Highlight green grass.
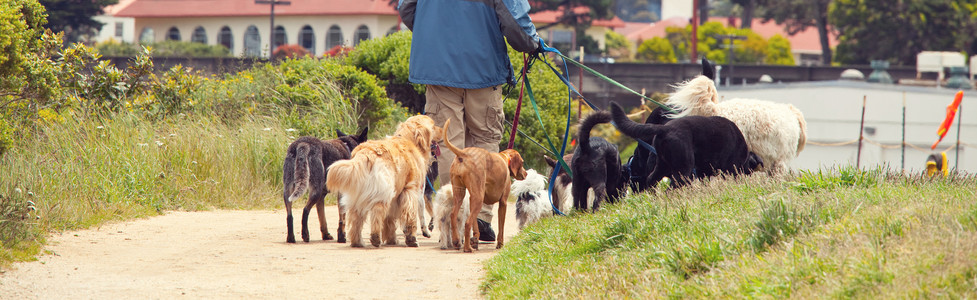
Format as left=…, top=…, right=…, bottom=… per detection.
left=483, top=168, right=977, bottom=298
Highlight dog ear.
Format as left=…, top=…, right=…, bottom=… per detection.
left=356, top=126, right=369, bottom=142
left=544, top=155, right=556, bottom=168
left=506, top=151, right=527, bottom=180
left=336, top=129, right=347, bottom=138
left=701, top=57, right=715, bottom=80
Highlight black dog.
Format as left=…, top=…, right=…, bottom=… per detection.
left=282, top=127, right=368, bottom=243
left=609, top=101, right=757, bottom=189
left=571, top=111, right=625, bottom=211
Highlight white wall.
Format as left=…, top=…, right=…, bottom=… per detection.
left=719, top=81, right=977, bottom=174
left=132, top=15, right=400, bottom=57
left=93, top=15, right=136, bottom=44
left=661, top=0, right=693, bottom=21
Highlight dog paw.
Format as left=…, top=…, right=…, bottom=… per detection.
left=370, top=234, right=381, bottom=247
left=422, top=231, right=431, bottom=238
left=463, top=247, right=473, bottom=253
left=470, top=237, right=479, bottom=250
left=351, top=242, right=364, bottom=248
left=301, top=231, right=310, bottom=243
left=406, top=236, right=418, bottom=247
left=428, top=222, right=434, bottom=231
left=496, top=242, right=504, bottom=249
left=322, top=232, right=334, bottom=241
left=286, top=236, right=296, bottom=243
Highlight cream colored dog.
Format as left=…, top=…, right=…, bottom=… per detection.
left=325, top=115, right=442, bottom=248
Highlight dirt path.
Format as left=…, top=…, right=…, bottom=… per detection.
left=0, top=204, right=518, bottom=299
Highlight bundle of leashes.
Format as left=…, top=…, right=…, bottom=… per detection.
left=504, top=40, right=677, bottom=216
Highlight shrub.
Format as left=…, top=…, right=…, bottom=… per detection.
left=605, top=30, right=633, bottom=61
left=637, top=37, right=678, bottom=63
left=345, top=30, right=424, bottom=112
left=97, top=40, right=231, bottom=57
left=273, top=44, right=311, bottom=60
left=323, top=45, right=352, bottom=58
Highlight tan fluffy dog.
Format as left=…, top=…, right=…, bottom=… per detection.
left=326, top=115, right=442, bottom=248
left=441, top=119, right=527, bottom=252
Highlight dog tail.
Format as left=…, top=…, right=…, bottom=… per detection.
left=609, top=102, right=665, bottom=142
left=325, top=155, right=366, bottom=196
left=577, top=111, right=611, bottom=155
left=440, top=119, right=466, bottom=159
left=665, top=75, right=719, bottom=119
left=789, top=104, right=808, bottom=154
left=286, top=143, right=311, bottom=202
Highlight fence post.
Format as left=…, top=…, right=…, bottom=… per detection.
left=901, top=92, right=906, bottom=173
left=857, top=95, right=867, bottom=169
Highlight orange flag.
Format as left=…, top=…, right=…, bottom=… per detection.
left=931, top=91, right=964, bottom=149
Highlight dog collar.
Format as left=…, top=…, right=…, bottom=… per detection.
left=342, top=140, right=354, bottom=153
left=499, top=151, right=511, bottom=166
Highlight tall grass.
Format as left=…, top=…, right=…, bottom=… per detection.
left=0, top=113, right=295, bottom=264
left=483, top=168, right=977, bottom=298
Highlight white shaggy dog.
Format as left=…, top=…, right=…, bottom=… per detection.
left=513, top=169, right=551, bottom=229
left=432, top=184, right=469, bottom=250
left=666, top=75, right=808, bottom=174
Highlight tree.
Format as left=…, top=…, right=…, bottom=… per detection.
left=614, top=0, right=659, bottom=23
left=38, top=0, right=118, bottom=43
left=730, top=0, right=757, bottom=28
left=532, top=0, right=615, bottom=55
left=831, top=0, right=977, bottom=65
left=605, top=30, right=633, bottom=60
left=636, top=37, right=676, bottom=63
left=756, top=0, right=832, bottom=65
left=660, top=21, right=794, bottom=65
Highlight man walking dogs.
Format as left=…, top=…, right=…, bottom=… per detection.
left=399, top=0, right=542, bottom=241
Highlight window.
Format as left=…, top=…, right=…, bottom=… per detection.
left=114, top=22, right=124, bottom=38
left=218, top=26, right=233, bottom=52
left=244, top=25, right=261, bottom=57
left=353, top=25, right=370, bottom=46
left=191, top=26, right=207, bottom=44
left=326, top=25, right=343, bottom=49
left=166, top=27, right=181, bottom=41
left=298, top=25, right=315, bottom=54
left=139, top=27, right=154, bottom=43
left=274, top=25, right=287, bottom=49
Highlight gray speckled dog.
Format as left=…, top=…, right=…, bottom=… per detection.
left=282, top=127, right=367, bottom=243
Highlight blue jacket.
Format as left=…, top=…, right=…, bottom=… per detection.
left=399, top=0, right=540, bottom=89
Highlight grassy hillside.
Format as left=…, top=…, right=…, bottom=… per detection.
left=483, top=168, right=977, bottom=298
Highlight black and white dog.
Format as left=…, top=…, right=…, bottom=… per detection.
left=282, top=127, right=368, bottom=243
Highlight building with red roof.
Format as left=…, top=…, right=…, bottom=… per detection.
left=96, top=0, right=624, bottom=58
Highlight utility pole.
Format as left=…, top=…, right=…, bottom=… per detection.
left=715, top=34, right=745, bottom=86
left=691, top=1, right=698, bottom=61
left=256, top=0, right=291, bottom=58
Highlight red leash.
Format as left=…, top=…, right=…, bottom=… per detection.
left=506, top=53, right=529, bottom=150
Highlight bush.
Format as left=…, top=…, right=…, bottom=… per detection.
left=605, top=30, right=633, bottom=61
left=637, top=37, right=678, bottom=63
left=273, top=44, right=311, bottom=60
left=345, top=30, right=424, bottom=112
left=323, top=45, right=352, bottom=58
left=96, top=40, right=231, bottom=57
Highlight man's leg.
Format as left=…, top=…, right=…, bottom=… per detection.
left=424, top=85, right=466, bottom=186
left=463, top=85, right=505, bottom=241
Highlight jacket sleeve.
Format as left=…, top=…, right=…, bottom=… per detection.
left=494, top=0, right=540, bottom=53
left=398, top=0, right=417, bottom=31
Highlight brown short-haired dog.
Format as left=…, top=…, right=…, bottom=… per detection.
left=441, top=119, right=527, bottom=252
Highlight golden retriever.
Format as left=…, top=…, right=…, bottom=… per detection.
left=325, top=115, right=442, bottom=248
